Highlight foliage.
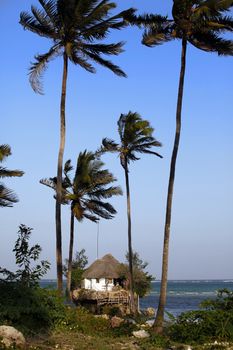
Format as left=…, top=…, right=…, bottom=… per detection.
left=0, top=224, right=50, bottom=287
left=63, top=249, right=88, bottom=289
left=168, top=289, right=233, bottom=343
left=100, top=111, right=162, bottom=170
left=118, top=251, right=153, bottom=298
left=124, top=1, right=233, bottom=56
left=0, top=283, right=66, bottom=335
left=65, top=151, right=123, bottom=222
left=20, top=0, right=135, bottom=94
left=41, top=152, right=123, bottom=223
left=0, top=144, right=24, bottom=207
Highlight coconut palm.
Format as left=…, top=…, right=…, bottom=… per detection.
left=0, top=145, right=24, bottom=207
left=41, top=151, right=122, bottom=296
left=124, top=0, right=233, bottom=332
left=20, top=0, right=134, bottom=291
left=100, top=111, right=162, bottom=313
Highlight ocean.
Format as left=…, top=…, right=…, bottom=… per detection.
left=140, top=280, right=233, bottom=316
left=40, top=279, right=233, bottom=317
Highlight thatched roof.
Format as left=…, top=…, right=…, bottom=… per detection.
left=83, top=254, right=121, bottom=279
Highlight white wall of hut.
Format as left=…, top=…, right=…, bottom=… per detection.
left=82, top=278, right=114, bottom=291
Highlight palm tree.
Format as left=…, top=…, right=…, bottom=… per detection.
left=100, top=111, right=162, bottom=313
left=20, top=0, right=134, bottom=291
left=0, top=145, right=24, bottom=207
left=41, top=151, right=122, bottom=296
left=124, top=0, right=233, bottom=332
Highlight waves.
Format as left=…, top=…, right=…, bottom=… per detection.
left=140, top=280, right=233, bottom=315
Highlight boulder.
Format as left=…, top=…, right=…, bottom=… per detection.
left=110, top=316, right=124, bottom=328
left=0, top=326, right=26, bottom=349
left=132, top=330, right=150, bottom=339
left=94, top=314, right=109, bottom=320
left=145, top=307, right=156, bottom=317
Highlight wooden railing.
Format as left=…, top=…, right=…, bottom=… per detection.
left=96, top=292, right=130, bottom=306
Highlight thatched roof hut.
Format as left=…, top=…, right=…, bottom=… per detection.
left=83, top=254, right=121, bottom=279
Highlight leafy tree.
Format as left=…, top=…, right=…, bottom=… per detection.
left=63, top=248, right=88, bottom=290
left=119, top=251, right=153, bottom=298
left=41, top=151, right=122, bottom=296
left=0, top=224, right=50, bottom=287
left=125, top=0, right=233, bottom=332
left=20, top=0, right=134, bottom=292
left=0, top=144, right=24, bottom=207
left=100, top=111, right=162, bottom=313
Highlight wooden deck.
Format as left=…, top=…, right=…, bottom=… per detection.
left=97, top=295, right=129, bottom=306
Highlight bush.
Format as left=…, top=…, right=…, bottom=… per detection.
left=0, top=282, right=66, bottom=334
left=168, top=289, right=233, bottom=343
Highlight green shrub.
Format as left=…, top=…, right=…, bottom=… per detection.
left=168, top=289, right=233, bottom=343
left=0, top=282, right=66, bottom=334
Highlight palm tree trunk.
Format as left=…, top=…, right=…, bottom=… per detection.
left=56, top=52, right=68, bottom=292
left=124, top=164, right=136, bottom=314
left=153, top=38, right=187, bottom=334
left=66, top=210, right=74, bottom=298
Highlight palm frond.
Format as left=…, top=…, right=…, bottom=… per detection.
left=83, top=50, right=126, bottom=77
left=19, top=11, right=57, bottom=39
left=89, top=185, right=123, bottom=199
left=85, top=199, right=116, bottom=218
left=200, top=0, right=233, bottom=13
left=141, top=149, right=163, bottom=158
left=0, top=145, right=11, bottom=162
left=38, top=0, right=60, bottom=27
left=102, top=138, right=119, bottom=153
left=69, top=48, right=96, bottom=72
left=80, top=1, right=116, bottom=28
left=40, top=177, right=57, bottom=191
left=123, top=12, right=168, bottom=28
left=82, top=42, right=125, bottom=56
left=31, top=5, right=54, bottom=31
left=190, top=31, right=233, bottom=54
left=0, top=184, right=19, bottom=207
left=29, top=44, right=62, bottom=93
left=83, top=212, right=99, bottom=222
left=205, top=15, right=233, bottom=31
left=0, top=168, right=24, bottom=179
left=142, top=24, right=174, bottom=47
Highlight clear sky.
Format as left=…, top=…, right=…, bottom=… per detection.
left=1, top=0, right=232, bottom=280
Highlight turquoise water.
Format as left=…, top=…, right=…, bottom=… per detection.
left=40, top=279, right=233, bottom=316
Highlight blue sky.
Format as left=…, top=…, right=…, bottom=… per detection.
left=1, top=0, right=233, bottom=280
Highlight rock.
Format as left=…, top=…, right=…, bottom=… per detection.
left=132, top=330, right=150, bottom=339
left=0, top=325, right=26, bottom=349
left=145, top=307, right=156, bottom=317
left=94, top=314, right=109, bottom=320
left=110, top=316, right=124, bottom=328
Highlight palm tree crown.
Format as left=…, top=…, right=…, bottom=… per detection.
left=0, top=145, right=24, bottom=207
left=101, top=111, right=162, bottom=170
left=125, top=0, right=233, bottom=54
left=20, top=0, right=135, bottom=93
left=41, top=151, right=122, bottom=222
left=66, top=151, right=122, bottom=222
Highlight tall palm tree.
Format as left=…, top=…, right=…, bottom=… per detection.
left=41, top=151, right=122, bottom=296
left=0, top=145, right=24, bottom=207
left=124, top=0, right=233, bottom=332
left=100, top=111, right=162, bottom=313
left=20, top=0, right=134, bottom=291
